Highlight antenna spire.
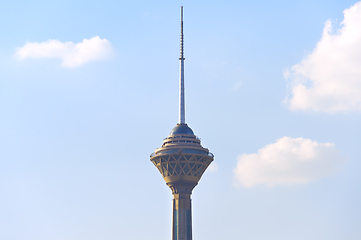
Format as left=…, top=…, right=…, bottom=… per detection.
left=179, top=6, right=185, bottom=124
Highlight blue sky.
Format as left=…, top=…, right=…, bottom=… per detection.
left=1, top=0, right=361, bottom=239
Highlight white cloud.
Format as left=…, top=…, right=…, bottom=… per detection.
left=284, top=2, right=361, bottom=113
left=234, top=137, right=345, bottom=188
left=15, top=36, right=114, bottom=68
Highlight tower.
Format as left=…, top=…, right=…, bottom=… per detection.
left=150, top=6, right=214, bottom=240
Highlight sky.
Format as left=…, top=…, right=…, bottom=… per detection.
left=1, top=0, right=361, bottom=240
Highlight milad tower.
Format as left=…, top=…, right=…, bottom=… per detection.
left=150, top=6, right=214, bottom=240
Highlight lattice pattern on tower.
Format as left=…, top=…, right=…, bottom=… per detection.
left=151, top=153, right=212, bottom=178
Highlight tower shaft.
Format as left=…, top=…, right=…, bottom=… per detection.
left=168, top=181, right=196, bottom=240
left=173, top=193, right=192, bottom=240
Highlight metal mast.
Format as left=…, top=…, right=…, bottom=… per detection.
left=179, top=6, right=185, bottom=124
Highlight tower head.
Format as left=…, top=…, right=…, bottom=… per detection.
left=150, top=6, right=213, bottom=194
left=150, top=123, right=213, bottom=193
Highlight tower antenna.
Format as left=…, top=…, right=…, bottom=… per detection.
left=179, top=6, right=185, bottom=124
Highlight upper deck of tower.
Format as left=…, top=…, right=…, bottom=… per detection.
left=150, top=123, right=213, bottom=184
left=151, top=124, right=213, bottom=158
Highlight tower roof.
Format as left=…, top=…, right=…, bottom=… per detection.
left=170, top=124, right=194, bottom=135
